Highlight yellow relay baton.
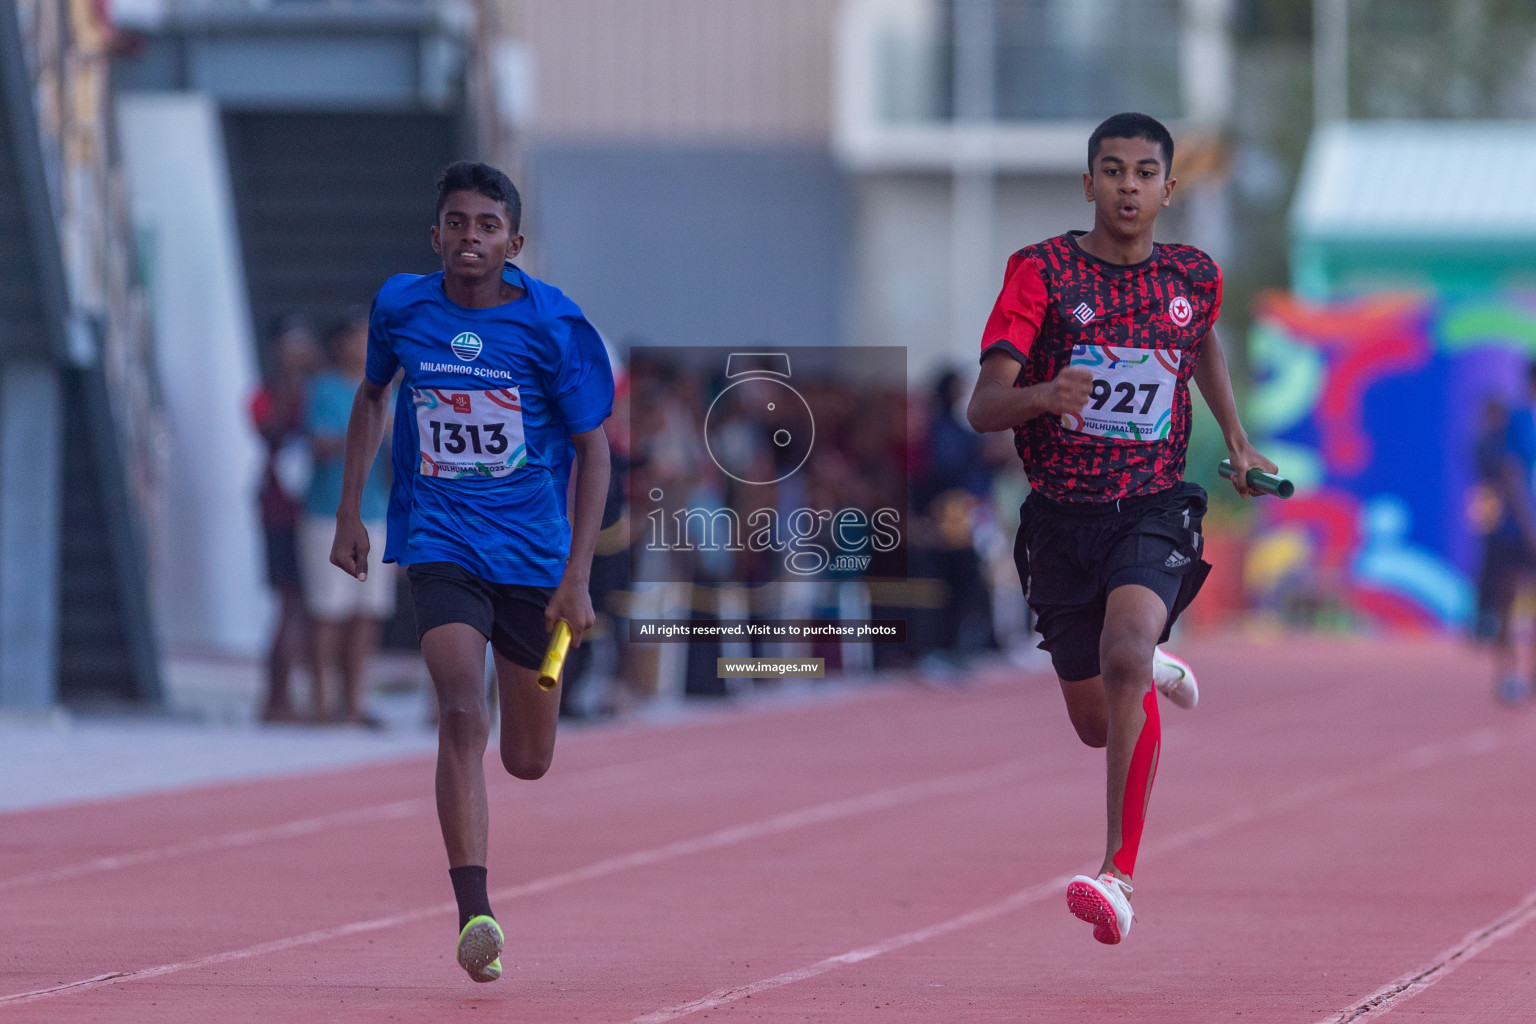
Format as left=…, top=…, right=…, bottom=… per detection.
left=537, top=620, right=573, bottom=691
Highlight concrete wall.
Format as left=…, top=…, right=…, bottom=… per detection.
left=849, top=171, right=1099, bottom=380
left=513, top=0, right=1209, bottom=386
left=118, top=93, right=268, bottom=658
left=525, top=143, right=850, bottom=353
left=526, top=153, right=1198, bottom=380
left=516, top=0, right=836, bottom=144
left=0, top=360, right=61, bottom=708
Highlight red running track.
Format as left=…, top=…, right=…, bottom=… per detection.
left=1, top=636, right=1533, bottom=1022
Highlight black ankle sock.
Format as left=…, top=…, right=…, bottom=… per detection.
left=449, top=865, right=494, bottom=931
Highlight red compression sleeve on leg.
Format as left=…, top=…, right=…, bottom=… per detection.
left=1112, top=688, right=1161, bottom=879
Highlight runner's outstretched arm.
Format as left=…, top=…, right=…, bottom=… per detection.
left=330, top=379, right=392, bottom=580
left=967, top=350, right=1092, bottom=433
left=1192, top=326, right=1276, bottom=498
left=545, top=426, right=611, bottom=646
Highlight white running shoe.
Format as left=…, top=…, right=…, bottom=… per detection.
left=1152, top=646, right=1198, bottom=710
left=1066, top=873, right=1135, bottom=944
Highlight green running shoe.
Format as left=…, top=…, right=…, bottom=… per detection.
left=456, top=915, right=504, bottom=982
left=468, top=957, right=501, bottom=983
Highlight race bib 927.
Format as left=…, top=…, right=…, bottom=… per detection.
left=1059, top=344, right=1179, bottom=441
left=413, top=387, right=528, bottom=478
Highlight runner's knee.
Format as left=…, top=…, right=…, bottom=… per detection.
left=1059, top=678, right=1109, bottom=747
left=438, top=702, right=490, bottom=750
left=501, top=749, right=550, bottom=780
left=1099, top=634, right=1154, bottom=691
left=1069, top=715, right=1108, bottom=748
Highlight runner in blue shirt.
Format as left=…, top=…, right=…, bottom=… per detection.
left=329, top=161, right=613, bottom=983
left=1489, top=367, right=1536, bottom=703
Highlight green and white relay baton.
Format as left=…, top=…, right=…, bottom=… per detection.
left=1217, top=459, right=1294, bottom=499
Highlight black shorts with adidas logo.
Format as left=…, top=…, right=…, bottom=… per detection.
left=1014, top=481, right=1210, bottom=683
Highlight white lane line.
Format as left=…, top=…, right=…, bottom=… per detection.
left=628, top=722, right=1523, bottom=1023
left=0, top=911, right=458, bottom=1007
left=1316, top=885, right=1536, bottom=1023
left=0, top=975, right=128, bottom=1004
left=0, top=752, right=691, bottom=895
left=630, top=876, right=1075, bottom=1024
left=0, top=801, right=425, bottom=895
left=0, top=758, right=1037, bottom=1008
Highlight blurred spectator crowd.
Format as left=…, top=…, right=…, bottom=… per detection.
left=250, top=311, right=394, bottom=727
left=251, top=324, right=1039, bottom=725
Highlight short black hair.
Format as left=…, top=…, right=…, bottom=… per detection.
left=435, top=161, right=522, bottom=233
left=1088, top=113, right=1175, bottom=174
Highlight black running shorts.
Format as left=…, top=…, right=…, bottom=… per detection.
left=1014, top=481, right=1211, bottom=683
left=407, top=561, right=555, bottom=670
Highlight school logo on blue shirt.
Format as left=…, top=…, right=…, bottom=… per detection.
left=450, top=332, right=483, bottom=361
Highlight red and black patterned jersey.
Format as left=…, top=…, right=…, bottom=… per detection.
left=979, top=231, right=1221, bottom=504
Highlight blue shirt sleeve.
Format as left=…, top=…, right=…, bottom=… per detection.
left=551, top=314, right=615, bottom=435
left=365, top=294, right=400, bottom=387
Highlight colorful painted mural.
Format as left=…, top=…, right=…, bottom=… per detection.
left=1246, top=291, right=1536, bottom=631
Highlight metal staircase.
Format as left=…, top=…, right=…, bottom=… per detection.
left=223, top=110, right=458, bottom=346
left=0, top=0, right=161, bottom=707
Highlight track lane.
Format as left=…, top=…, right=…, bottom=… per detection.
left=1342, top=889, right=1536, bottom=1022
left=0, top=638, right=1527, bottom=1023
left=645, top=715, right=1536, bottom=1022
left=605, top=639, right=1529, bottom=1024
left=0, top=676, right=1074, bottom=1010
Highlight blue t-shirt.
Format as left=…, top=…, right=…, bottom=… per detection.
left=365, top=264, right=614, bottom=585
left=1497, top=405, right=1536, bottom=544
left=305, top=369, right=391, bottom=521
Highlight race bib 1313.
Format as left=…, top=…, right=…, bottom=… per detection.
left=413, top=387, right=528, bottom=478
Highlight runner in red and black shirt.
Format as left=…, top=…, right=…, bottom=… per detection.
left=966, top=113, right=1275, bottom=946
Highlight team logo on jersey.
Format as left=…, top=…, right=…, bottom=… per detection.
left=450, top=332, right=483, bottom=361
left=1072, top=302, right=1096, bottom=325
left=1168, top=296, right=1193, bottom=327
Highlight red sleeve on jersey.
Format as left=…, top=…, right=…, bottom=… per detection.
left=979, top=254, right=1047, bottom=365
